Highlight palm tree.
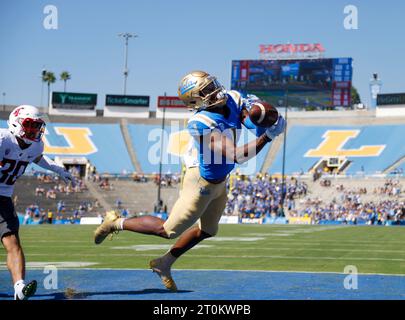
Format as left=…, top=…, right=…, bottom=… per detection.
left=42, top=71, right=56, bottom=108
left=351, top=86, right=361, bottom=106
left=60, top=71, right=71, bottom=92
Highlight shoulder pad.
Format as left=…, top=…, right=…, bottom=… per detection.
left=227, top=90, right=243, bottom=107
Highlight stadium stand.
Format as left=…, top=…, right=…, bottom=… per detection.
left=292, top=177, right=405, bottom=225
left=84, top=175, right=180, bottom=215
left=43, top=122, right=134, bottom=174
left=13, top=175, right=101, bottom=222
left=269, top=124, right=405, bottom=175
left=1, top=105, right=405, bottom=225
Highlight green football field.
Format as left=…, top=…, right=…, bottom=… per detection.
left=1, top=224, right=404, bottom=275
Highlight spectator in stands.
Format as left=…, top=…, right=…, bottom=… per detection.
left=320, top=179, right=331, bottom=187
left=56, top=200, right=65, bottom=217
left=47, top=210, right=53, bottom=224
left=99, top=178, right=112, bottom=190
left=35, top=187, right=45, bottom=196
left=121, top=208, right=129, bottom=218
left=73, top=210, right=80, bottom=221
left=116, top=199, right=122, bottom=210
left=23, top=211, right=31, bottom=225
left=78, top=203, right=87, bottom=216
left=46, top=189, right=56, bottom=199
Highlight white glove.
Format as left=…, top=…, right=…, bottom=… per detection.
left=265, top=115, right=286, bottom=140
left=242, top=94, right=261, bottom=109
left=60, top=170, right=76, bottom=187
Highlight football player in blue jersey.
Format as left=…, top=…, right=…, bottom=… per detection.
left=94, top=71, right=286, bottom=291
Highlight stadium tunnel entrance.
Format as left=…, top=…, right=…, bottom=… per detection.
left=54, top=156, right=90, bottom=178
left=310, top=156, right=351, bottom=176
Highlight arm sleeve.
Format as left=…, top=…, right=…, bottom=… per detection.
left=0, top=133, right=6, bottom=161
left=242, top=115, right=267, bottom=137
left=35, top=155, right=65, bottom=175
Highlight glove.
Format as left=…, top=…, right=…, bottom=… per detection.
left=242, top=94, right=261, bottom=109
left=60, top=170, right=76, bottom=187
left=265, top=115, right=286, bottom=140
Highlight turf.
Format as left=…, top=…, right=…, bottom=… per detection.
left=0, top=224, right=404, bottom=275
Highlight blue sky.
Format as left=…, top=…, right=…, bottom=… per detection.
left=0, top=0, right=404, bottom=109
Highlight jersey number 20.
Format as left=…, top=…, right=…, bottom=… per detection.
left=0, top=158, right=29, bottom=185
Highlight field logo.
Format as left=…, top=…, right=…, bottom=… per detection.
left=43, top=265, right=58, bottom=290
left=43, top=127, right=98, bottom=155
left=343, top=265, right=358, bottom=290
left=305, top=130, right=385, bottom=158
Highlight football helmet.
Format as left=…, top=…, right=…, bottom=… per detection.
left=177, top=71, right=227, bottom=110
left=8, top=105, right=46, bottom=144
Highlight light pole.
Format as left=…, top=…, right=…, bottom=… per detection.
left=40, top=68, right=46, bottom=108
left=155, top=92, right=167, bottom=213
left=280, top=83, right=289, bottom=217
left=2, top=92, right=5, bottom=111
left=118, top=33, right=138, bottom=95
left=369, top=73, right=382, bottom=109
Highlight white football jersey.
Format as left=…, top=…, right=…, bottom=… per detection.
left=0, top=128, right=44, bottom=197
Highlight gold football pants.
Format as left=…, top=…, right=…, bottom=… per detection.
left=163, top=167, right=228, bottom=239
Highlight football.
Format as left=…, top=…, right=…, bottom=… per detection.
left=248, top=101, right=279, bottom=127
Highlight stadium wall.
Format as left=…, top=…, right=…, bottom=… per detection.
left=103, top=106, right=150, bottom=118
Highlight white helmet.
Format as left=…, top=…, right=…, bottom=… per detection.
left=8, top=105, right=46, bottom=144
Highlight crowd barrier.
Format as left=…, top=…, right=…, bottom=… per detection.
left=18, top=213, right=405, bottom=226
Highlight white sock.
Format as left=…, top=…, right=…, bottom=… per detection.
left=14, top=280, right=25, bottom=300
left=118, top=218, right=125, bottom=230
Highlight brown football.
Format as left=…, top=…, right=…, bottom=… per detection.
left=248, top=101, right=279, bottom=127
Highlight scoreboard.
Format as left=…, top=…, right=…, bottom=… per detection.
left=231, top=58, right=352, bottom=108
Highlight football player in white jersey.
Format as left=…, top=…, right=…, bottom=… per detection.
left=0, top=105, right=75, bottom=300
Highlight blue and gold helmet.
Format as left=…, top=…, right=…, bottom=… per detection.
left=177, top=70, right=227, bottom=110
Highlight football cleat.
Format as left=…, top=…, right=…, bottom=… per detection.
left=149, top=258, right=178, bottom=292
left=15, top=280, right=37, bottom=300
left=94, top=211, right=122, bottom=244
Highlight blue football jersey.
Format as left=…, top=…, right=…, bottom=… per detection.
left=186, top=90, right=265, bottom=181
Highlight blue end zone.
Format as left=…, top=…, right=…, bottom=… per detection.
left=0, top=270, right=403, bottom=300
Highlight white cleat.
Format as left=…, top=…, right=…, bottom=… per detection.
left=14, top=280, right=37, bottom=300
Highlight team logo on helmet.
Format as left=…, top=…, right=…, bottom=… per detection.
left=180, top=78, right=198, bottom=95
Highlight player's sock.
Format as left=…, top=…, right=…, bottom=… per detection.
left=117, top=218, right=125, bottom=231
left=150, top=252, right=178, bottom=291
left=14, top=279, right=25, bottom=300
left=162, top=250, right=177, bottom=268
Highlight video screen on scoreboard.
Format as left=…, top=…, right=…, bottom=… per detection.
left=231, top=58, right=352, bottom=108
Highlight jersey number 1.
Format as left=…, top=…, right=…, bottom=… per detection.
left=0, top=159, right=29, bottom=185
